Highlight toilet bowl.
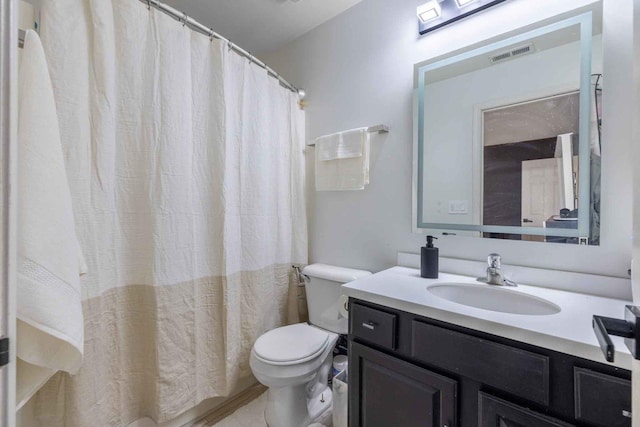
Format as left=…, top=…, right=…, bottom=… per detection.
left=249, top=264, right=371, bottom=427
left=250, top=323, right=338, bottom=427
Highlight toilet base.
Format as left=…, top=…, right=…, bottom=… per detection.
left=264, top=384, right=333, bottom=427
left=307, top=387, right=333, bottom=423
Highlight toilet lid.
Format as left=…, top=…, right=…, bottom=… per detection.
left=253, top=324, right=329, bottom=364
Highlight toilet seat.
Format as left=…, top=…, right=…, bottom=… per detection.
left=253, top=323, right=330, bottom=366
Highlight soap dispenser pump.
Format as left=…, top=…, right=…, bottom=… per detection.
left=421, top=235, right=439, bottom=279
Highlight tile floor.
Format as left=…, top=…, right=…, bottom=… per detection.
left=201, top=391, right=333, bottom=427
left=204, top=392, right=268, bottom=427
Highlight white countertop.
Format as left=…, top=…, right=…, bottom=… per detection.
left=342, top=266, right=633, bottom=370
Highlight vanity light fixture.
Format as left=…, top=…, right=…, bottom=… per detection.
left=417, top=1, right=442, bottom=24
left=418, top=0, right=508, bottom=35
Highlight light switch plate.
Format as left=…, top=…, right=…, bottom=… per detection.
left=448, top=200, right=468, bottom=214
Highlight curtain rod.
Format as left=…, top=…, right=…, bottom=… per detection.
left=139, top=0, right=302, bottom=96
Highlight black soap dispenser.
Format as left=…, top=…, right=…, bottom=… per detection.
left=421, top=235, right=439, bottom=279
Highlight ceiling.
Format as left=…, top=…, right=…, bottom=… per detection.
left=164, top=0, right=362, bottom=55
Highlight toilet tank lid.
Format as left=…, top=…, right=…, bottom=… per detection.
left=302, top=263, right=371, bottom=283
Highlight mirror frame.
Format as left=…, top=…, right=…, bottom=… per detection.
left=413, top=12, right=594, bottom=241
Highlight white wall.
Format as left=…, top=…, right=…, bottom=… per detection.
left=631, top=0, right=640, bottom=420
left=633, top=0, right=640, bottom=303
left=264, top=0, right=634, bottom=284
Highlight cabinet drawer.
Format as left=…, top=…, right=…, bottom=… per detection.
left=351, top=303, right=397, bottom=350
left=412, top=320, right=549, bottom=405
left=479, top=392, right=574, bottom=426
left=574, top=367, right=631, bottom=427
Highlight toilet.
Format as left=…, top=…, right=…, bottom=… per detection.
left=250, top=263, right=371, bottom=427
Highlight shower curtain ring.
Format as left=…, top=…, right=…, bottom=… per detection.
left=182, top=12, right=187, bottom=27
left=146, top=0, right=151, bottom=10
left=209, top=28, right=214, bottom=42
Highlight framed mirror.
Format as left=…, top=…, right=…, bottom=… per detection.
left=413, top=10, right=602, bottom=245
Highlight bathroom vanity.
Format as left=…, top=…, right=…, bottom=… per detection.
left=344, top=267, right=632, bottom=427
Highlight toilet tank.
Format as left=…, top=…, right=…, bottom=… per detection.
left=302, top=264, right=371, bottom=334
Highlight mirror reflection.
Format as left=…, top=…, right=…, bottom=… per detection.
left=415, top=11, right=602, bottom=245
left=482, top=89, right=601, bottom=245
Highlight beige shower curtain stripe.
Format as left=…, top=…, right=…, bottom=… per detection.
left=33, top=265, right=295, bottom=425
left=32, top=0, right=307, bottom=425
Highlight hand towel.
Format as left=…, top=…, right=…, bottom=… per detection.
left=16, top=30, right=86, bottom=409
left=315, top=128, right=370, bottom=191
left=316, top=128, right=365, bottom=161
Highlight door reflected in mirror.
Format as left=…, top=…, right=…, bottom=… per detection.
left=481, top=90, right=601, bottom=245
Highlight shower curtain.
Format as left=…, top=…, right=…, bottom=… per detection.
left=29, top=0, right=307, bottom=425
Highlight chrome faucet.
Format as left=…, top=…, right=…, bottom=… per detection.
left=478, top=253, right=517, bottom=287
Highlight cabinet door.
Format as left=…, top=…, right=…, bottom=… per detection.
left=574, top=368, right=631, bottom=427
left=349, top=342, right=457, bottom=427
left=479, top=393, right=574, bottom=427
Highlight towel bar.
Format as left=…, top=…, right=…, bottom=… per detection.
left=307, top=125, right=389, bottom=147
left=366, top=125, right=389, bottom=134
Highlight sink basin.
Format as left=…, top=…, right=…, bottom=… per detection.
left=427, top=283, right=561, bottom=316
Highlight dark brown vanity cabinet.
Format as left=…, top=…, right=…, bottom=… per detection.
left=350, top=341, right=457, bottom=427
left=479, top=393, right=574, bottom=427
left=348, top=298, right=632, bottom=427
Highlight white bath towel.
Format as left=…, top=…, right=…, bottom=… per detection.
left=316, top=128, right=365, bottom=161
left=16, top=30, right=86, bottom=409
left=315, top=128, right=370, bottom=191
